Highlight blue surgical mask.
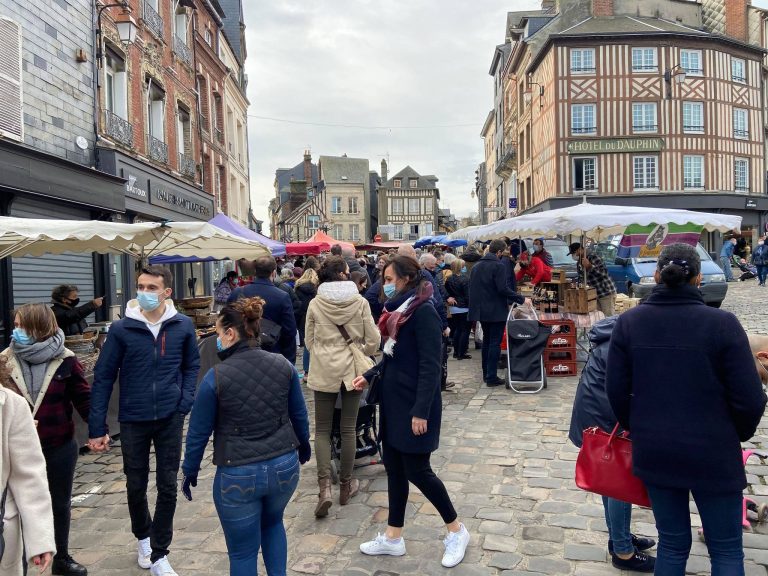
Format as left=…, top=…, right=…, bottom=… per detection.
left=461, top=266, right=467, bottom=274
left=383, top=283, right=397, bottom=298
left=136, top=290, right=162, bottom=311
left=12, top=328, right=35, bottom=345
left=216, top=337, right=225, bottom=352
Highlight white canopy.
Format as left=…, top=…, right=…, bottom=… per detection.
left=449, top=203, right=742, bottom=243
left=0, top=217, right=271, bottom=260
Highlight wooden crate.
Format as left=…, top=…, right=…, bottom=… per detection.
left=541, top=281, right=567, bottom=306
left=564, top=287, right=597, bottom=314
left=550, top=269, right=568, bottom=283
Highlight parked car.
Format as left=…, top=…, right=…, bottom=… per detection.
left=592, top=241, right=727, bottom=308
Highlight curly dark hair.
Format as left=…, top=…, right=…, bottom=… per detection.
left=218, top=296, right=264, bottom=340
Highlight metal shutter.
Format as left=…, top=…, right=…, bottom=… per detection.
left=0, top=17, right=22, bottom=142
left=11, top=198, right=96, bottom=308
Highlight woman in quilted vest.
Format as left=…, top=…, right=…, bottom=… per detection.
left=0, top=303, right=91, bottom=576
left=305, top=256, right=380, bottom=518
left=181, top=297, right=310, bottom=576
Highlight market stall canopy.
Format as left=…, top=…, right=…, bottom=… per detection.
left=415, top=235, right=467, bottom=248
left=150, top=213, right=286, bottom=263
left=355, top=241, right=404, bottom=251
left=448, top=204, right=742, bottom=243
left=0, top=217, right=271, bottom=260
left=306, top=230, right=355, bottom=252
left=285, top=242, right=323, bottom=255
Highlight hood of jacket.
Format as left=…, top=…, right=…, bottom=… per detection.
left=295, top=282, right=317, bottom=297
left=587, top=315, right=618, bottom=347
left=125, top=298, right=178, bottom=326
left=314, top=281, right=365, bottom=323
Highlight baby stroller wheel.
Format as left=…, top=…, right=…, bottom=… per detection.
left=329, top=459, right=339, bottom=485
left=759, top=503, right=768, bottom=523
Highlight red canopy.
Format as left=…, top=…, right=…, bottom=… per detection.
left=285, top=242, right=323, bottom=255
left=307, top=230, right=355, bottom=252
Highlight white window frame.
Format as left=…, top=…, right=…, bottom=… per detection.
left=572, top=156, right=597, bottom=193
left=424, top=222, right=433, bottom=236
left=408, top=198, right=420, bottom=215
left=633, top=156, right=658, bottom=190
left=391, top=198, right=404, bottom=215
left=393, top=225, right=403, bottom=240
left=682, top=101, right=704, bottom=134
left=731, top=57, right=746, bottom=84
left=105, top=48, right=128, bottom=119
left=176, top=105, right=190, bottom=156
left=307, top=215, right=319, bottom=232
left=571, top=104, right=596, bottom=135
left=332, top=224, right=344, bottom=239
left=174, top=7, right=188, bottom=45
left=331, top=196, right=342, bottom=214
left=204, top=28, right=212, bottom=46
left=632, top=102, right=657, bottom=133
left=570, top=48, right=595, bottom=74
left=393, top=179, right=401, bottom=189
left=348, top=196, right=358, bottom=214
left=147, top=84, right=165, bottom=142
left=734, top=158, right=749, bottom=192
left=631, top=47, right=657, bottom=72
left=425, top=198, right=433, bottom=215
left=680, top=49, right=703, bottom=76
left=409, top=178, right=418, bottom=189
left=733, top=108, right=749, bottom=139
left=683, top=155, right=704, bottom=190
left=349, top=224, right=360, bottom=242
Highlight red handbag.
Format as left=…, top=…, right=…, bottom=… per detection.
left=575, top=424, right=651, bottom=508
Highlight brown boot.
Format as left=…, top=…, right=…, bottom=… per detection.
left=314, top=478, right=332, bottom=518
left=339, top=478, right=360, bottom=505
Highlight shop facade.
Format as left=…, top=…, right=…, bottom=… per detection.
left=97, top=148, right=216, bottom=306
left=0, top=140, right=126, bottom=345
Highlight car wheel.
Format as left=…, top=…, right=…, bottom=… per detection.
left=707, top=301, right=722, bottom=309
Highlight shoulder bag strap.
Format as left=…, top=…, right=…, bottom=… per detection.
left=335, top=324, right=353, bottom=345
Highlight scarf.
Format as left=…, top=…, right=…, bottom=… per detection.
left=378, top=281, right=433, bottom=357
left=12, top=329, right=66, bottom=404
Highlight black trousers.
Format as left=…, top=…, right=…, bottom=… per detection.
left=120, top=413, right=185, bottom=563
left=383, top=441, right=457, bottom=528
left=43, top=438, right=78, bottom=559
left=449, top=313, right=471, bottom=358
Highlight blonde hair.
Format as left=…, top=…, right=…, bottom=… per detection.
left=450, top=258, right=465, bottom=276
left=295, top=267, right=319, bottom=287
left=15, top=303, right=59, bottom=341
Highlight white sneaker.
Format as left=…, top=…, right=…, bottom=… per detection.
left=442, top=524, right=470, bottom=568
left=150, top=556, right=179, bottom=576
left=137, top=538, right=152, bottom=569
left=360, top=533, right=407, bottom=556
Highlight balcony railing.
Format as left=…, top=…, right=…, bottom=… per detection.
left=495, top=145, right=517, bottom=177
left=734, top=129, right=749, bottom=139
left=149, top=136, right=168, bottom=164
left=142, top=1, right=163, bottom=39
left=174, top=35, right=192, bottom=67
left=179, top=152, right=195, bottom=178
left=104, top=110, right=133, bottom=148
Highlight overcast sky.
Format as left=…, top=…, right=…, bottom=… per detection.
left=243, top=0, right=768, bottom=231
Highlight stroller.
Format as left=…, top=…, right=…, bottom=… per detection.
left=505, top=303, right=551, bottom=393
left=328, top=394, right=383, bottom=484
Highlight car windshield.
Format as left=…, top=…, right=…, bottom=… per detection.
left=547, top=244, right=572, bottom=266
left=634, top=244, right=711, bottom=263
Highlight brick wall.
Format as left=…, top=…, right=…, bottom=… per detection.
left=592, top=0, right=614, bottom=17
left=0, top=0, right=95, bottom=165
left=725, top=0, right=748, bottom=42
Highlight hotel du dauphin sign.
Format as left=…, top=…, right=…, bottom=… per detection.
left=567, top=137, right=664, bottom=155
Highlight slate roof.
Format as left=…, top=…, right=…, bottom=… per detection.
left=384, top=166, right=440, bottom=199
left=218, top=0, right=245, bottom=63
left=558, top=15, right=708, bottom=36
left=317, top=156, right=371, bottom=194
left=275, top=160, right=319, bottom=205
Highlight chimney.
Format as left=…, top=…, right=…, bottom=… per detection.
left=303, top=150, right=312, bottom=183
left=381, top=159, right=388, bottom=182
left=725, top=0, right=748, bottom=42
left=592, top=0, right=613, bottom=17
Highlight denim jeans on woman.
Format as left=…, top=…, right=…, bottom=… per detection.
left=213, top=451, right=300, bottom=576
left=646, top=484, right=744, bottom=576
left=602, top=496, right=633, bottom=555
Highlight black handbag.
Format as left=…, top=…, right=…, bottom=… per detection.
left=0, top=486, right=9, bottom=560
left=364, top=368, right=383, bottom=405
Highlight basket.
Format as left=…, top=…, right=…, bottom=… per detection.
left=64, top=332, right=98, bottom=354
left=179, top=296, right=213, bottom=310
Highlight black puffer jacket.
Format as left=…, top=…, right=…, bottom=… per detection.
left=568, top=316, right=618, bottom=448
left=445, top=273, right=469, bottom=309
left=295, top=282, right=317, bottom=344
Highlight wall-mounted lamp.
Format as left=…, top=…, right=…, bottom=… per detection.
left=523, top=81, right=544, bottom=109
left=664, top=64, right=687, bottom=99
left=95, top=1, right=138, bottom=66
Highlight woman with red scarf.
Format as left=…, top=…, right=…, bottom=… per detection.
left=352, top=256, right=470, bottom=569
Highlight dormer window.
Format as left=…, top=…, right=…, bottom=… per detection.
left=394, top=179, right=402, bottom=189
left=409, top=178, right=418, bottom=188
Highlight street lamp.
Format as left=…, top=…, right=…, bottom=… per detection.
left=664, top=64, right=687, bottom=99
left=95, top=1, right=138, bottom=66
left=523, top=82, right=544, bottom=109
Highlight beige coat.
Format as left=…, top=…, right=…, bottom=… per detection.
left=0, top=387, right=55, bottom=574
left=305, top=281, right=380, bottom=393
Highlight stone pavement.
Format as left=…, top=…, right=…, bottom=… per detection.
left=69, top=280, right=768, bottom=575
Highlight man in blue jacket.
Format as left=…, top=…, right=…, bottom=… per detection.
left=720, top=237, right=737, bottom=281
left=88, top=265, right=200, bottom=576
left=469, top=240, right=530, bottom=387
left=227, top=255, right=297, bottom=364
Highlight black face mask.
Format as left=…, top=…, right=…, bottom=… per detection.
left=67, top=298, right=80, bottom=307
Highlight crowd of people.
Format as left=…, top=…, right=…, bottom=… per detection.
left=0, top=236, right=766, bottom=576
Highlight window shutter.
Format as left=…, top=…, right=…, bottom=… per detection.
left=0, top=17, right=22, bottom=142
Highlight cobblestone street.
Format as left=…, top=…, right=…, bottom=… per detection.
left=70, top=280, right=768, bottom=575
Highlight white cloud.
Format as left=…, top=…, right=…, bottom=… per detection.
left=243, top=0, right=541, bottom=230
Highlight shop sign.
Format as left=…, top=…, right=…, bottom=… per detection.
left=746, top=198, right=758, bottom=209
left=567, top=138, right=664, bottom=154
left=125, top=174, right=148, bottom=201
left=151, top=186, right=212, bottom=218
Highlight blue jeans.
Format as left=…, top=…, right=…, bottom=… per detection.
left=302, top=347, right=310, bottom=374
left=480, top=321, right=505, bottom=382
left=213, top=451, right=300, bottom=576
left=720, top=257, right=734, bottom=280
left=646, top=484, right=744, bottom=576
left=756, top=265, right=767, bottom=285
left=602, top=496, right=633, bottom=555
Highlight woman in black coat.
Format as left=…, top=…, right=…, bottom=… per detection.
left=294, top=268, right=318, bottom=380
left=606, top=243, right=767, bottom=576
left=352, top=256, right=470, bottom=569
left=445, top=259, right=471, bottom=360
